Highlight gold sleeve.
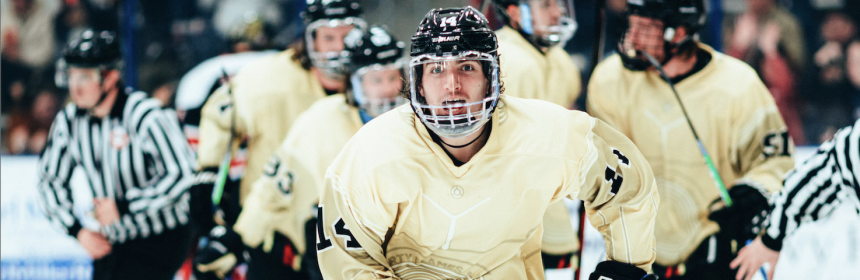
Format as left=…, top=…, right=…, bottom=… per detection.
left=730, top=88, right=795, bottom=195
left=571, top=118, right=659, bottom=272
left=197, top=86, right=241, bottom=169
left=234, top=144, right=320, bottom=255
left=317, top=172, right=399, bottom=279
left=585, top=65, right=625, bottom=133
left=540, top=201, right=578, bottom=256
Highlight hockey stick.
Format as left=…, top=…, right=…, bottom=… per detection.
left=212, top=68, right=236, bottom=210
left=576, top=1, right=607, bottom=279
left=638, top=51, right=733, bottom=207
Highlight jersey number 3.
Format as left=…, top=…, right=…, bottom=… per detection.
left=316, top=205, right=362, bottom=251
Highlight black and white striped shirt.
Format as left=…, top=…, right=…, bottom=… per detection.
left=762, top=119, right=860, bottom=250
left=38, top=92, right=197, bottom=244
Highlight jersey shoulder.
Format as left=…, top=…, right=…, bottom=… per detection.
left=327, top=104, right=430, bottom=177
left=231, top=49, right=310, bottom=98
left=495, top=96, right=594, bottom=161
left=282, top=94, right=361, bottom=149
left=704, top=48, right=773, bottom=105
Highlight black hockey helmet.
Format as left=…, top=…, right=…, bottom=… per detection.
left=302, top=0, right=363, bottom=25
left=344, top=25, right=406, bottom=74
left=627, top=0, right=707, bottom=34
left=411, top=6, right=498, bottom=58
left=63, top=29, right=121, bottom=68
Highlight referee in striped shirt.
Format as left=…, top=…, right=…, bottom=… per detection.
left=731, top=119, right=860, bottom=280
left=38, top=30, right=196, bottom=280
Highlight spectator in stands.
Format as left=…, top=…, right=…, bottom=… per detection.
left=805, top=11, right=860, bottom=143
left=724, top=0, right=807, bottom=145
left=1, top=0, right=59, bottom=71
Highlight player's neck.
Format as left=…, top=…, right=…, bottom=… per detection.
left=659, top=51, right=698, bottom=79
left=438, top=124, right=491, bottom=164
left=313, top=68, right=345, bottom=92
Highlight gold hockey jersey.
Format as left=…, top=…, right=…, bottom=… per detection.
left=587, top=44, right=795, bottom=266
left=497, top=26, right=584, bottom=256
left=496, top=26, right=581, bottom=108
left=233, top=94, right=362, bottom=257
left=198, top=49, right=326, bottom=203
left=317, top=95, right=660, bottom=279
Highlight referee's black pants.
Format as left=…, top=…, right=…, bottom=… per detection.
left=92, top=224, right=192, bottom=280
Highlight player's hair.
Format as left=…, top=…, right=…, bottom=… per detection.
left=290, top=37, right=313, bottom=71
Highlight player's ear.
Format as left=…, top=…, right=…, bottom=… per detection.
left=671, top=26, right=689, bottom=45
left=506, top=5, right=522, bottom=29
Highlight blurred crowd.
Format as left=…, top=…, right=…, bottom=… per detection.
left=2, top=0, right=859, bottom=155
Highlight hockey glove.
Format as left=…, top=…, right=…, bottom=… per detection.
left=588, top=261, right=659, bottom=280
left=708, top=184, right=770, bottom=242
left=195, top=225, right=246, bottom=280
left=190, top=168, right=219, bottom=234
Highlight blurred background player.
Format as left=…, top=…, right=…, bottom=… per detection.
left=587, top=0, right=795, bottom=279
left=191, top=0, right=366, bottom=278
left=731, top=118, right=860, bottom=280
left=38, top=29, right=197, bottom=280
left=316, top=6, right=659, bottom=280
left=723, top=0, right=806, bottom=145
left=491, top=0, right=581, bottom=272
left=233, top=25, right=406, bottom=280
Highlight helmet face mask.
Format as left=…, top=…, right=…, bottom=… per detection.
left=306, top=18, right=367, bottom=79
left=409, top=51, right=500, bottom=138
left=350, top=65, right=407, bottom=118
left=616, top=0, right=707, bottom=71
left=518, top=0, right=578, bottom=48
left=303, top=0, right=367, bottom=79
left=618, top=14, right=669, bottom=71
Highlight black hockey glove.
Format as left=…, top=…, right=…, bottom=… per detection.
left=589, top=261, right=659, bottom=280
left=194, top=225, right=246, bottom=280
left=707, top=184, right=770, bottom=242
left=190, top=167, right=219, bottom=235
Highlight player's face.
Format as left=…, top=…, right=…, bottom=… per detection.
left=529, top=0, right=563, bottom=37
left=314, top=25, right=355, bottom=53
left=361, top=69, right=402, bottom=100
left=419, top=60, right=488, bottom=116
left=68, top=67, right=103, bottom=108
left=623, top=15, right=666, bottom=63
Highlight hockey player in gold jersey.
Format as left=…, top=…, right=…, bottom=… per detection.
left=490, top=0, right=582, bottom=271
left=316, top=7, right=660, bottom=280
left=232, top=25, right=406, bottom=279
left=587, top=0, right=795, bottom=279
left=192, top=0, right=367, bottom=279
left=492, top=0, right=580, bottom=108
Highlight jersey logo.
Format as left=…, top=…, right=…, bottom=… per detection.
left=110, top=126, right=129, bottom=150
